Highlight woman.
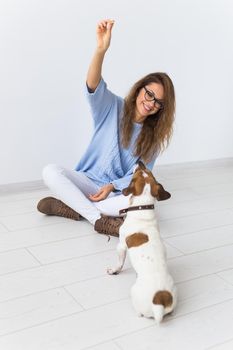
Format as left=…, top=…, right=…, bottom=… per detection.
left=37, top=19, right=175, bottom=237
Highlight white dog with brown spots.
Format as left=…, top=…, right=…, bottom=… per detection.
left=107, top=161, right=177, bottom=324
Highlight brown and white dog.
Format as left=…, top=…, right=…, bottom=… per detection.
left=107, top=161, right=177, bottom=324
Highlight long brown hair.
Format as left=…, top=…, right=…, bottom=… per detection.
left=121, top=72, right=175, bottom=163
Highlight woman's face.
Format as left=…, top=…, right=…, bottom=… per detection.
left=135, top=82, right=164, bottom=123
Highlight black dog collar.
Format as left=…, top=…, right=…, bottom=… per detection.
left=119, top=204, right=154, bottom=215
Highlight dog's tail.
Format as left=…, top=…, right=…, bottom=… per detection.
left=152, top=290, right=173, bottom=324
left=152, top=304, right=164, bottom=324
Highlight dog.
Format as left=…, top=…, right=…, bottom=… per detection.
left=107, top=161, right=177, bottom=324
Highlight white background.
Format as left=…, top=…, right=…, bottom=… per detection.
left=0, top=0, right=232, bottom=185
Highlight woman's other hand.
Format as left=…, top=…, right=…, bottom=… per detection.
left=96, top=19, right=115, bottom=53
left=89, top=183, right=115, bottom=202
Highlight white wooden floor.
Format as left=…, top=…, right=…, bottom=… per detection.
left=1, top=159, right=233, bottom=350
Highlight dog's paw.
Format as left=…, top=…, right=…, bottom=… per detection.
left=107, top=268, right=119, bottom=275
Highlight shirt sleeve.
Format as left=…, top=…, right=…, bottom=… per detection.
left=85, top=78, right=117, bottom=128
left=111, top=157, right=157, bottom=192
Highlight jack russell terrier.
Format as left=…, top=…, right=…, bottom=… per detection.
left=107, top=161, right=177, bottom=324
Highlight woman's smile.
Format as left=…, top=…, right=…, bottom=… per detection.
left=135, top=82, right=164, bottom=122
left=142, top=101, right=154, bottom=113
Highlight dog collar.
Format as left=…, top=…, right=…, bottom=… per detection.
left=119, top=204, right=154, bottom=215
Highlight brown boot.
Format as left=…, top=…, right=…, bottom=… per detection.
left=94, top=214, right=124, bottom=237
left=37, top=197, right=81, bottom=221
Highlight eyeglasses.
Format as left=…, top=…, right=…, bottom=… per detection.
left=143, top=86, right=164, bottom=110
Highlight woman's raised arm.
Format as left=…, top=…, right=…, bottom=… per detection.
left=86, top=19, right=114, bottom=92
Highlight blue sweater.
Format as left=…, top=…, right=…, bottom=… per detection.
left=75, top=78, right=156, bottom=192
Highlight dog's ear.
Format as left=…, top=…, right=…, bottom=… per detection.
left=122, top=186, right=132, bottom=196
left=156, top=183, right=171, bottom=201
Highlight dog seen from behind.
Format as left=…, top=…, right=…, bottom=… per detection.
left=107, top=161, right=177, bottom=324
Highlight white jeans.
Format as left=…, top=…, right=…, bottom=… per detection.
left=42, top=164, right=129, bottom=225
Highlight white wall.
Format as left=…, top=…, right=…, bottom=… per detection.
left=0, top=0, right=233, bottom=185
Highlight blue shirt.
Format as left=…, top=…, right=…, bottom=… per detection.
left=75, top=78, right=156, bottom=192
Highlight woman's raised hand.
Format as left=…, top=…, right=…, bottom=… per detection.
left=86, top=19, right=114, bottom=91
left=96, top=19, right=115, bottom=53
